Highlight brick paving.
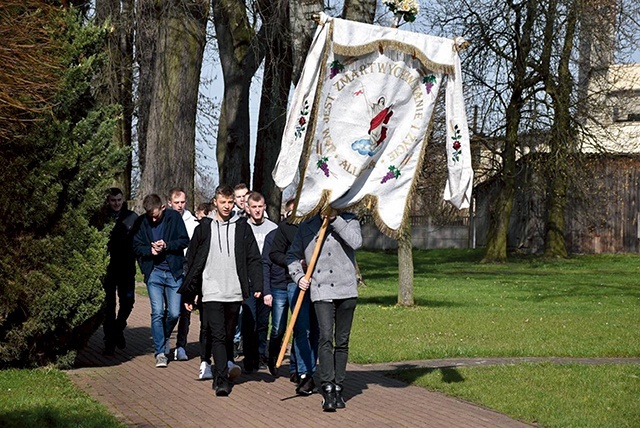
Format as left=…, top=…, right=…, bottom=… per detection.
left=68, top=293, right=537, bottom=428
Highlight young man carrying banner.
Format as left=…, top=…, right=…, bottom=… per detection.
left=287, top=209, right=362, bottom=411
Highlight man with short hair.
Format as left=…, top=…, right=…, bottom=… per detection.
left=94, top=188, right=138, bottom=356
left=179, top=184, right=263, bottom=396
left=242, top=192, right=277, bottom=372
left=133, top=194, right=189, bottom=368
left=167, top=187, right=198, bottom=361
left=243, top=191, right=253, bottom=217
left=233, top=183, right=249, bottom=217
left=167, top=188, right=198, bottom=239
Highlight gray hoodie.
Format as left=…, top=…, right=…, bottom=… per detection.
left=201, top=212, right=243, bottom=302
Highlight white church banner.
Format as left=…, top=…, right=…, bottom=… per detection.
left=272, top=13, right=473, bottom=236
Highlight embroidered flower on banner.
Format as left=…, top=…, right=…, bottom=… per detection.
left=329, top=60, right=344, bottom=79
left=317, top=156, right=330, bottom=177
left=451, top=124, right=463, bottom=162
left=423, top=74, right=436, bottom=94
left=381, top=165, right=401, bottom=183
left=383, top=0, right=419, bottom=23
left=295, top=100, right=310, bottom=139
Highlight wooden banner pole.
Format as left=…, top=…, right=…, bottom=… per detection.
left=275, top=216, right=330, bottom=369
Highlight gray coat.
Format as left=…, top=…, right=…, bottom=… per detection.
left=287, top=213, right=362, bottom=302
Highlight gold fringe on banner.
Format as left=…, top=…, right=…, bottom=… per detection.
left=333, top=40, right=455, bottom=76
left=290, top=20, right=335, bottom=224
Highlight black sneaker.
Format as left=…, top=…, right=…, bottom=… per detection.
left=296, top=373, right=315, bottom=396
left=234, top=340, right=243, bottom=357
left=259, top=355, right=268, bottom=370
left=335, top=384, right=346, bottom=409
left=321, top=383, right=337, bottom=412
left=289, top=373, right=299, bottom=383
left=102, top=343, right=115, bottom=356
left=215, top=378, right=232, bottom=396
left=115, top=331, right=126, bottom=349
left=268, top=356, right=277, bottom=377
left=243, top=358, right=257, bottom=374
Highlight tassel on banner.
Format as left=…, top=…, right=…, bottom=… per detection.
left=453, top=36, right=470, bottom=52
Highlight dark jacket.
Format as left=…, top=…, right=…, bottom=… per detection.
left=108, top=208, right=138, bottom=278
left=179, top=216, right=263, bottom=303
left=262, top=228, right=287, bottom=295
left=92, top=205, right=138, bottom=279
left=268, top=220, right=298, bottom=284
left=132, top=208, right=189, bottom=282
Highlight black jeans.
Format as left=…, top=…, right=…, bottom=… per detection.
left=102, top=273, right=135, bottom=345
left=241, top=293, right=270, bottom=368
left=200, top=301, right=241, bottom=379
left=176, top=296, right=191, bottom=349
left=314, top=298, right=357, bottom=387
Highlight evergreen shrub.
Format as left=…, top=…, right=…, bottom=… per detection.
left=0, top=9, right=126, bottom=368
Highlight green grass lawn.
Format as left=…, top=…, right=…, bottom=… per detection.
left=352, top=249, right=640, bottom=363
left=0, top=368, right=125, bottom=428
left=355, top=249, right=640, bottom=427
left=390, top=363, right=640, bottom=428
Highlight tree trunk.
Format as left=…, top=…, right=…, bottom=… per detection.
left=213, top=0, right=265, bottom=187
left=483, top=167, right=515, bottom=262
left=482, top=0, right=536, bottom=263
left=140, top=1, right=208, bottom=203
left=482, top=102, right=518, bottom=263
left=95, top=0, right=134, bottom=198
left=254, top=0, right=292, bottom=220
left=342, top=0, right=376, bottom=23
left=135, top=0, right=160, bottom=180
left=289, top=0, right=323, bottom=85
left=543, top=0, right=578, bottom=258
left=217, top=73, right=253, bottom=187
left=397, top=221, right=414, bottom=306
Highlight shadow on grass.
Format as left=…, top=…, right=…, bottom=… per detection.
left=359, top=248, right=485, bottom=279
left=386, top=366, right=465, bottom=385
left=338, top=366, right=465, bottom=403
left=528, top=282, right=640, bottom=302
left=0, top=409, right=122, bottom=428
left=358, top=294, right=464, bottom=308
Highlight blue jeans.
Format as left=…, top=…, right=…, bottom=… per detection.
left=234, top=306, right=242, bottom=345
left=287, top=282, right=318, bottom=376
left=146, top=268, right=182, bottom=356
left=268, top=288, right=296, bottom=373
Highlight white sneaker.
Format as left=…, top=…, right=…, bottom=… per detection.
left=155, top=354, right=168, bottom=368
left=174, top=347, right=188, bottom=361
left=227, top=360, right=241, bottom=382
left=198, top=361, right=213, bottom=380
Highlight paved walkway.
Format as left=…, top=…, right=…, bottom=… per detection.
left=68, top=293, right=568, bottom=428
